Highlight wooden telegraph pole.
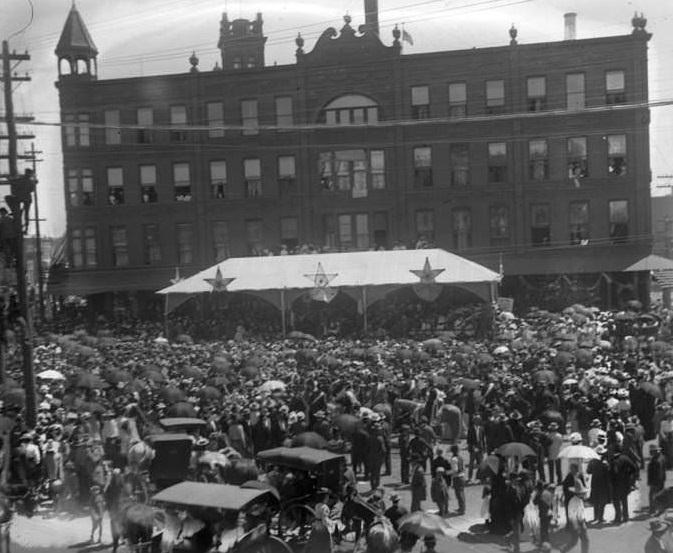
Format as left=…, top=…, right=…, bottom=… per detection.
left=1, top=40, right=37, bottom=427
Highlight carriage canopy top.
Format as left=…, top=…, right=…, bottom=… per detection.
left=256, top=446, right=346, bottom=471
left=152, top=482, right=277, bottom=511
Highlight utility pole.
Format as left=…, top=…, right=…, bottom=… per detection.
left=1, top=40, right=36, bottom=428
left=24, top=143, right=45, bottom=323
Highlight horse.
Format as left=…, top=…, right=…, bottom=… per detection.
left=341, top=496, right=380, bottom=543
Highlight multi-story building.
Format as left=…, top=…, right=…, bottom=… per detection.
left=53, top=3, right=653, bottom=313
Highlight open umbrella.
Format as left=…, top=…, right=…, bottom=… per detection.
left=398, top=511, right=452, bottom=538
left=291, top=432, right=327, bottom=449
left=182, top=366, right=202, bottom=379
left=161, top=387, right=186, bottom=404
left=287, top=330, right=317, bottom=342
left=333, top=414, right=362, bottom=436
left=422, top=339, right=443, bottom=352
left=199, top=386, right=222, bottom=400
left=36, top=369, right=65, bottom=381
left=558, top=445, right=599, bottom=460
left=477, top=353, right=494, bottom=365
left=241, top=366, right=258, bottom=378
left=457, top=378, right=481, bottom=390
left=258, top=380, right=286, bottom=393
left=432, top=375, right=448, bottom=387
left=208, top=376, right=229, bottom=387
left=143, top=370, right=166, bottom=383
left=541, top=410, right=564, bottom=427
left=479, top=454, right=501, bottom=475
left=534, top=369, right=557, bottom=385
left=176, top=334, right=193, bottom=344
left=493, top=345, right=510, bottom=356
left=639, top=381, right=663, bottom=399
left=496, top=442, right=535, bottom=458
left=104, top=369, right=131, bottom=385
left=76, top=373, right=105, bottom=390
left=166, top=401, right=196, bottom=418
left=575, top=349, right=593, bottom=367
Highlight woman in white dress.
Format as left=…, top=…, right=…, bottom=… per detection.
left=562, top=475, right=590, bottom=553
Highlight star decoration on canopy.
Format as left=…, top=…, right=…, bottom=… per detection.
left=169, top=267, right=183, bottom=285
left=304, top=262, right=338, bottom=288
left=410, top=257, right=445, bottom=284
left=204, top=267, right=235, bottom=293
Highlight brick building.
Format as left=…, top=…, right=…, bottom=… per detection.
left=53, top=3, right=653, bottom=313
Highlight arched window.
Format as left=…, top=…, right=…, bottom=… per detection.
left=319, top=95, right=379, bottom=125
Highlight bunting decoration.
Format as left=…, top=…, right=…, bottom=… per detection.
left=410, top=257, right=445, bottom=284
left=410, top=257, right=444, bottom=302
left=204, top=267, right=235, bottom=293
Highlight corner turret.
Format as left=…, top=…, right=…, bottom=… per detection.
left=217, top=11, right=267, bottom=70
left=55, top=2, right=98, bottom=79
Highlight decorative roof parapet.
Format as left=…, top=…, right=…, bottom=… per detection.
left=297, top=14, right=400, bottom=65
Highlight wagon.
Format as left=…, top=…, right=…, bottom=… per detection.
left=152, top=481, right=288, bottom=552
left=146, top=433, right=193, bottom=490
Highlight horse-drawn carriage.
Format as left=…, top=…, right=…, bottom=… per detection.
left=256, top=446, right=347, bottom=545
left=151, top=481, right=290, bottom=552
left=158, top=418, right=208, bottom=435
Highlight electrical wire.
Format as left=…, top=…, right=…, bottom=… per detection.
left=7, top=0, right=34, bottom=41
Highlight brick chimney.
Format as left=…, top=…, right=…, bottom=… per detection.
left=364, top=0, right=379, bottom=35
left=564, top=13, right=577, bottom=40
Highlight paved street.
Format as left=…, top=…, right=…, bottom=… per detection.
left=8, top=440, right=659, bottom=553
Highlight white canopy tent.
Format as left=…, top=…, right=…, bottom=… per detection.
left=156, top=249, right=501, bottom=334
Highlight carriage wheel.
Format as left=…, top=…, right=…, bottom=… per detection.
left=279, top=504, right=316, bottom=544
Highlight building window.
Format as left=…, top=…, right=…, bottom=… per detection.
left=176, top=223, right=194, bottom=265
left=569, top=201, right=589, bottom=245
left=448, top=82, right=466, bottom=118
left=486, top=80, right=505, bottom=114
left=411, top=86, right=430, bottom=119
left=488, top=142, right=507, bottom=183
left=176, top=223, right=194, bottom=264
left=241, top=99, right=259, bottom=135
left=370, top=150, right=385, bottom=189
left=140, top=165, right=157, bottom=203
left=143, top=224, right=161, bottom=264
left=450, top=144, right=469, bottom=186
left=609, top=200, right=629, bottom=243
left=275, top=97, right=293, bottom=128
left=212, top=221, right=230, bottom=261
left=137, top=107, right=153, bottom=143
left=373, top=211, right=388, bottom=249
left=245, top=219, right=263, bottom=254
left=206, top=102, right=224, bottom=138
left=452, top=208, right=472, bottom=251
left=280, top=217, right=299, bottom=251
left=233, top=57, right=242, bottom=69
left=173, top=163, right=192, bottom=201
left=606, top=70, right=625, bottom=104
left=246, top=56, right=256, bottom=68
left=416, top=210, right=435, bottom=242
left=278, top=156, right=296, bottom=194
left=244, top=158, right=262, bottom=197
left=527, top=76, right=546, bottom=112
left=64, top=113, right=90, bottom=147
left=531, top=203, right=551, bottom=246
left=319, top=150, right=383, bottom=195
left=104, top=110, right=121, bottom=145
left=106, top=167, right=124, bottom=205
left=170, top=105, right=187, bottom=142
left=528, top=139, right=549, bottom=181
left=567, top=137, right=588, bottom=180
left=71, top=227, right=97, bottom=268
left=324, top=215, right=336, bottom=249
left=490, top=205, right=510, bottom=243
left=110, top=226, right=129, bottom=267
left=607, top=134, right=627, bottom=176
left=67, top=168, right=94, bottom=206
left=566, top=73, right=585, bottom=110
left=209, top=160, right=227, bottom=199
left=413, top=147, right=433, bottom=187
left=321, top=95, right=379, bottom=126
left=336, top=214, right=369, bottom=250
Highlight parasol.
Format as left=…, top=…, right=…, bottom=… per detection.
left=291, top=432, right=327, bottom=449
left=575, top=349, right=593, bottom=367
left=422, top=338, right=443, bottom=352
left=143, top=370, right=166, bottom=383
left=76, top=373, right=105, bottom=390
left=36, top=369, right=65, bottom=381
left=241, top=366, right=258, bottom=378
left=182, top=366, right=202, bottom=379
left=493, top=345, right=510, bottom=355
left=258, top=380, right=286, bottom=393
left=496, top=442, right=535, bottom=458
left=479, top=454, right=502, bottom=475
left=457, top=378, right=481, bottom=390
left=558, top=445, right=599, bottom=460
left=166, top=401, right=197, bottom=418
left=287, top=331, right=317, bottom=342
left=534, top=369, right=557, bottom=385
left=398, top=511, right=452, bottom=537
left=176, top=334, right=193, bottom=344
left=563, top=378, right=578, bottom=386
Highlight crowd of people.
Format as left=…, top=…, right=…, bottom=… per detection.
left=1, top=300, right=672, bottom=552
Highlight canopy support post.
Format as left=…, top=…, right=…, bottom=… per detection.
left=280, top=289, right=287, bottom=337
left=163, top=294, right=169, bottom=339
left=362, top=286, right=368, bottom=334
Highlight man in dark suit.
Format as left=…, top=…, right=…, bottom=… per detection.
left=648, top=444, right=667, bottom=514
left=384, top=493, right=408, bottom=531
left=610, top=444, right=639, bottom=524
left=467, top=414, right=486, bottom=482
